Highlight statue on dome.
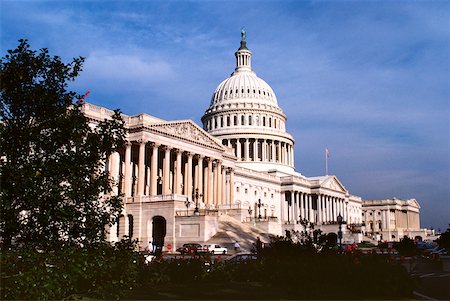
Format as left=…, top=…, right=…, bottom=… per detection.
left=241, top=27, right=246, bottom=42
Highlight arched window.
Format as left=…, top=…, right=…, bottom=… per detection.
left=248, top=115, right=252, bottom=125
left=234, top=115, right=237, bottom=126
left=227, top=116, right=230, bottom=126
left=241, top=115, right=245, bottom=125
left=220, top=116, right=224, bottom=127
left=269, top=118, right=272, bottom=127
left=262, top=116, right=266, bottom=126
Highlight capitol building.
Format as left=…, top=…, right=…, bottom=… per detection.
left=82, top=34, right=427, bottom=250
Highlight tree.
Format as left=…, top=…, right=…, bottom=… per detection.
left=0, top=39, right=125, bottom=249
left=397, top=235, right=417, bottom=256
left=436, top=225, right=450, bottom=251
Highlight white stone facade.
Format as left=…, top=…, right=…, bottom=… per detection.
left=362, top=198, right=427, bottom=242
left=83, top=35, right=426, bottom=249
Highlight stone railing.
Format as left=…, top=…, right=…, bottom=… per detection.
left=175, top=209, right=219, bottom=217
left=126, top=194, right=189, bottom=203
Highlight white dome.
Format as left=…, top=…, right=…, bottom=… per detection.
left=202, top=33, right=296, bottom=174
left=211, top=71, right=278, bottom=106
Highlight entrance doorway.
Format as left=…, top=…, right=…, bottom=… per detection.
left=152, top=216, right=166, bottom=251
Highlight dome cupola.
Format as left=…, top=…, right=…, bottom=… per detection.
left=201, top=31, right=296, bottom=174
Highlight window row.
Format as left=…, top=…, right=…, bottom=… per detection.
left=205, top=113, right=285, bottom=131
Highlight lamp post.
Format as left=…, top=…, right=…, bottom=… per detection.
left=192, top=188, right=202, bottom=215
left=337, top=213, right=343, bottom=253
left=248, top=206, right=253, bottom=222
left=184, top=199, right=190, bottom=217
left=257, top=199, right=262, bottom=220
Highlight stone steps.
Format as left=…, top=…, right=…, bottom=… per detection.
left=206, top=214, right=272, bottom=252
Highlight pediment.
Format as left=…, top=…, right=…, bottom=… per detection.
left=322, top=176, right=347, bottom=193
left=146, top=120, right=225, bottom=151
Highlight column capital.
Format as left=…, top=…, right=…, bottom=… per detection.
left=172, top=148, right=183, bottom=154
left=161, top=145, right=171, bottom=152
left=149, top=142, right=160, bottom=148
left=194, top=154, right=204, bottom=160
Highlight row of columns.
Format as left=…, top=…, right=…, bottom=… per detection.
left=205, top=112, right=284, bottom=131
left=109, top=140, right=234, bottom=206
left=284, top=192, right=348, bottom=224
left=223, top=138, right=294, bottom=166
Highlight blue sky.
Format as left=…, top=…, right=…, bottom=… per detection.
left=2, top=0, right=449, bottom=231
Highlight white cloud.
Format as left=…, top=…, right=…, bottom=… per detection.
left=80, top=51, right=175, bottom=88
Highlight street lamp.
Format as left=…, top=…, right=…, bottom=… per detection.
left=257, top=199, right=262, bottom=220
left=248, top=206, right=253, bottom=222
left=184, top=199, right=190, bottom=216
left=337, top=213, right=343, bottom=253
left=192, top=188, right=202, bottom=215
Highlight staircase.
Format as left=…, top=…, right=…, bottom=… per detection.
left=205, top=214, right=272, bottom=252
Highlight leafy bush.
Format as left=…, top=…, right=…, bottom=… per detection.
left=1, top=240, right=142, bottom=300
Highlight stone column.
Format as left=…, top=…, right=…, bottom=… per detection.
left=317, top=194, right=322, bottom=224
left=345, top=201, right=348, bottom=221
left=213, top=160, right=219, bottom=205
left=236, top=139, right=241, bottom=160
left=326, top=196, right=330, bottom=222
left=137, top=141, right=146, bottom=196
left=124, top=142, right=132, bottom=197
left=250, top=139, right=255, bottom=161
left=308, top=194, right=313, bottom=221
left=277, top=142, right=281, bottom=162
left=271, top=141, right=275, bottom=162
left=162, top=146, right=171, bottom=195
left=193, top=155, right=199, bottom=191
left=150, top=143, right=158, bottom=196
left=221, top=166, right=226, bottom=205
left=197, top=156, right=204, bottom=198
left=207, top=158, right=213, bottom=205
left=229, top=168, right=235, bottom=205
left=110, top=151, right=120, bottom=195
left=334, top=197, right=338, bottom=221
left=262, top=139, right=267, bottom=162
left=244, top=139, right=249, bottom=161
left=174, top=149, right=182, bottom=194
left=287, top=145, right=290, bottom=166
left=186, top=152, right=193, bottom=198
left=294, top=192, right=299, bottom=222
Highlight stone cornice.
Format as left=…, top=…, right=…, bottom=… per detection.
left=128, top=120, right=225, bottom=152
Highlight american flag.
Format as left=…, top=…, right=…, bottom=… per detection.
left=77, top=90, right=90, bottom=104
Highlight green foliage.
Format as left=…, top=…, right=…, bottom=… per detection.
left=436, top=226, right=450, bottom=250
left=1, top=240, right=142, bottom=300
left=397, top=235, right=418, bottom=256
left=131, top=234, right=414, bottom=300
left=0, top=39, right=125, bottom=249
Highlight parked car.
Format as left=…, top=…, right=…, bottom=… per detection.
left=431, top=248, right=448, bottom=257
left=203, top=244, right=228, bottom=254
left=226, top=252, right=257, bottom=262
left=176, top=243, right=203, bottom=254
